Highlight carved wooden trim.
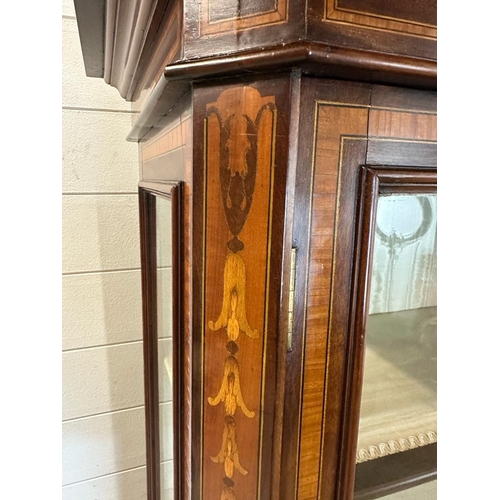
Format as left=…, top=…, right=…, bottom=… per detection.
left=130, top=1, right=182, bottom=101
left=356, top=431, right=438, bottom=464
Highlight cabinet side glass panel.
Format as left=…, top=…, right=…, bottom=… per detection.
left=156, top=197, right=174, bottom=500
left=355, top=193, right=437, bottom=499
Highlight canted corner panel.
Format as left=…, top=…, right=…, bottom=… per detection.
left=199, top=0, right=288, bottom=36
left=324, top=0, right=436, bottom=39
left=201, top=85, right=277, bottom=500
left=297, top=100, right=369, bottom=500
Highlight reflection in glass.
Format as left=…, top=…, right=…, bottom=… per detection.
left=355, top=194, right=437, bottom=498
left=156, top=197, right=174, bottom=500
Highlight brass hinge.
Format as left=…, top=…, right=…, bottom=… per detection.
left=287, top=247, right=297, bottom=352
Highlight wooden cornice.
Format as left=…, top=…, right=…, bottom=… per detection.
left=74, top=0, right=181, bottom=100
left=73, top=0, right=106, bottom=78
left=74, top=0, right=436, bottom=110
left=127, top=41, right=437, bottom=142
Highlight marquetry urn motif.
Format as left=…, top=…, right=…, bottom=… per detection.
left=204, top=86, right=277, bottom=500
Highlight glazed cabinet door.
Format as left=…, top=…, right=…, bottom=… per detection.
left=139, top=182, right=188, bottom=500
left=349, top=168, right=437, bottom=500
left=282, top=79, right=437, bottom=500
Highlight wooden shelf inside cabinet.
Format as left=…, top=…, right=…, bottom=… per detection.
left=356, top=307, right=437, bottom=465
left=353, top=307, right=437, bottom=499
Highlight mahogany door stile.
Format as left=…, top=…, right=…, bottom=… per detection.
left=291, top=79, right=370, bottom=500
left=333, top=87, right=436, bottom=500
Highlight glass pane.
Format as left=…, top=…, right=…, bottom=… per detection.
left=355, top=193, right=437, bottom=498
left=156, top=197, right=174, bottom=500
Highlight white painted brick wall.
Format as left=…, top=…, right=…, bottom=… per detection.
left=62, top=195, right=141, bottom=274
left=62, top=467, right=148, bottom=500
left=62, top=109, right=139, bottom=193
left=62, top=408, right=146, bottom=485
left=62, top=18, right=129, bottom=111
left=62, top=3, right=174, bottom=498
left=62, top=271, right=143, bottom=350
left=62, top=343, right=145, bottom=420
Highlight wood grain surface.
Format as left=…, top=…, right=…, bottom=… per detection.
left=191, top=76, right=292, bottom=500
left=203, top=85, right=276, bottom=500
left=298, top=105, right=369, bottom=500
left=138, top=76, right=437, bottom=500
left=280, top=80, right=438, bottom=500
left=140, top=95, right=193, bottom=183
left=308, top=0, right=436, bottom=60
left=200, top=0, right=288, bottom=34
left=277, top=79, right=370, bottom=500
left=184, top=0, right=305, bottom=59
left=326, top=0, right=436, bottom=36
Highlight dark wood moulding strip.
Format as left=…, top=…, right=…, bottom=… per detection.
left=171, top=182, right=186, bottom=500
left=139, top=188, right=161, bottom=500
left=353, top=444, right=437, bottom=500
left=127, top=41, right=436, bottom=142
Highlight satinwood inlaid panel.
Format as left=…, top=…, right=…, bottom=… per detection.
left=192, top=77, right=292, bottom=500
left=203, top=85, right=275, bottom=500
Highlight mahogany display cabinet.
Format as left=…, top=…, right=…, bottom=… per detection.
left=74, top=1, right=437, bottom=499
